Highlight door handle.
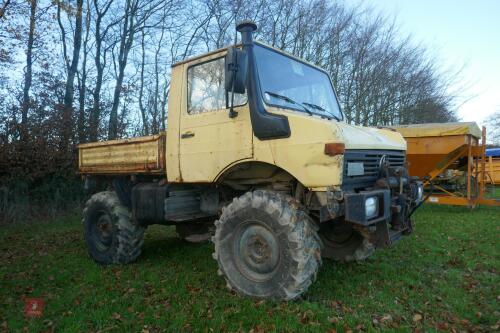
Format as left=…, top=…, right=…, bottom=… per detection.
left=181, top=131, right=195, bottom=139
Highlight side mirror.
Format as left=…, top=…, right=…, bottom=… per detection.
left=225, top=47, right=247, bottom=94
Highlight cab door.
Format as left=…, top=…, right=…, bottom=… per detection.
left=179, top=54, right=253, bottom=182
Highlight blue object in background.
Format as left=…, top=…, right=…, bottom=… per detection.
left=485, top=148, right=500, bottom=157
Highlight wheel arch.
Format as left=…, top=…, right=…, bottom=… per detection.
left=214, top=160, right=304, bottom=191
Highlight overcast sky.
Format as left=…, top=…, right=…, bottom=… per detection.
left=361, top=0, right=500, bottom=126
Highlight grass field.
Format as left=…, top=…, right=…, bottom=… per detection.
left=1, top=202, right=499, bottom=332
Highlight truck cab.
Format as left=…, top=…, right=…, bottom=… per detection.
left=79, top=21, right=423, bottom=300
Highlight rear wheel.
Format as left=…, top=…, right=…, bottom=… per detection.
left=213, top=190, right=322, bottom=300
left=83, top=191, right=145, bottom=265
left=319, top=221, right=374, bottom=262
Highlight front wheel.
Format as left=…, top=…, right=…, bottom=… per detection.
left=213, top=190, right=322, bottom=301
left=83, top=191, right=145, bottom=265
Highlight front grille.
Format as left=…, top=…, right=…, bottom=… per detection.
left=343, top=150, right=405, bottom=189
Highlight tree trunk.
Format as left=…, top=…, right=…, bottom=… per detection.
left=0, top=0, right=11, bottom=19
left=89, top=0, right=110, bottom=141
left=77, top=0, right=91, bottom=143
left=60, top=0, right=83, bottom=149
left=107, top=53, right=128, bottom=140
left=90, top=43, right=103, bottom=142
left=138, top=29, right=148, bottom=135
left=21, top=0, right=36, bottom=135
left=108, top=0, right=135, bottom=140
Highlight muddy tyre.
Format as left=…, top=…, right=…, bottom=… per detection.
left=213, top=190, right=322, bottom=300
left=319, top=222, right=374, bottom=262
left=83, top=191, right=145, bottom=265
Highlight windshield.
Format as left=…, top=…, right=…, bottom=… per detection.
left=254, top=44, right=343, bottom=120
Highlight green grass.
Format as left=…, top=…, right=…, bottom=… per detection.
left=1, top=203, right=499, bottom=332
left=487, top=185, right=500, bottom=199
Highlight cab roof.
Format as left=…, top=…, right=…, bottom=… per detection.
left=171, top=41, right=325, bottom=73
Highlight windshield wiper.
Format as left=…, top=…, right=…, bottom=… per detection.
left=265, top=91, right=312, bottom=115
left=302, top=102, right=341, bottom=121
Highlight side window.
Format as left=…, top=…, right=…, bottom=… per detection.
left=187, top=57, right=247, bottom=114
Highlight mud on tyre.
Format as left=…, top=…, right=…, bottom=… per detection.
left=213, top=190, right=322, bottom=300
left=83, top=191, right=145, bottom=265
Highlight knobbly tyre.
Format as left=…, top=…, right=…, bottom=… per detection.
left=78, top=21, right=424, bottom=300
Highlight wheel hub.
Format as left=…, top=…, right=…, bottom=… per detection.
left=235, top=222, right=280, bottom=282
left=93, top=212, right=113, bottom=251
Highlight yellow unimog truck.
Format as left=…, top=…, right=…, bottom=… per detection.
left=78, top=21, right=424, bottom=300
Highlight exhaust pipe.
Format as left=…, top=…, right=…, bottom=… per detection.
left=235, top=20, right=291, bottom=140
left=236, top=20, right=257, bottom=46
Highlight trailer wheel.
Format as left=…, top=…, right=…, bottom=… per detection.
left=213, top=190, right=322, bottom=300
left=83, top=191, right=145, bottom=265
left=319, top=222, right=374, bottom=262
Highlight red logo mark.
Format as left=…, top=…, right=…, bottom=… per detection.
left=24, top=298, right=45, bottom=318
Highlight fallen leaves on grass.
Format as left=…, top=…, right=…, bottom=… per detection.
left=380, top=314, right=393, bottom=323
left=248, top=325, right=265, bottom=333
left=1, top=206, right=499, bottom=332
left=111, top=312, right=122, bottom=321
left=412, top=313, right=423, bottom=322
left=254, top=299, right=265, bottom=307
left=371, top=314, right=401, bottom=329
left=186, top=284, right=201, bottom=294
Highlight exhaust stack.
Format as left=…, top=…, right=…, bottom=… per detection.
left=236, top=20, right=257, bottom=45
left=234, top=19, right=291, bottom=140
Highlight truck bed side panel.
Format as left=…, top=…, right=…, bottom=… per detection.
left=78, top=134, right=166, bottom=175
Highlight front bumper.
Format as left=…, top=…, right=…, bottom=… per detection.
left=318, top=177, right=423, bottom=247
left=344, top=189, right=391, bottom=225
left=317, top=148, right=424, bottom=248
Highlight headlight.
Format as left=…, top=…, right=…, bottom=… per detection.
left=417, top=185, right=423, bottom=201
left=365, top=196, right=378, bottom=219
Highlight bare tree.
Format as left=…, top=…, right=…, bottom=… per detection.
left=57, top=0, right=84, bottom=149
left=77, top=0, right=92, bottom=143
left=484, top=111, right=499, bottom=145
left=108, top=0, right=165, bottom=139
left=4, top=0, right=463, bottom=145
left=137, top=28, right=148, bottom=135
left=89, top=0, right=115, bottom=141
left=21, top=0, right=36, bottom=134
left=0, top=0, right=11, bottom=19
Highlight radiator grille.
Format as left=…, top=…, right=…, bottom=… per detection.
left=343, top=150, right=405, bottom=188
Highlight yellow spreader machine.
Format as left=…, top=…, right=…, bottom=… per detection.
left=390, top=122, right=499, bottom=208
